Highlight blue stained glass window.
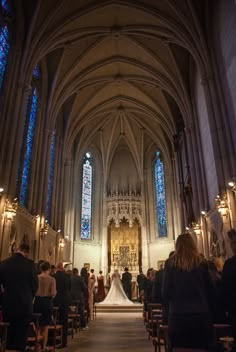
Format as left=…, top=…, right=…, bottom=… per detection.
left=33, top=65, right=40, bottom=79
left=0, top=25, right=10, bottom=90
left=20, top=88, right=38, bottom=205
left=154, top=151, right=167, bottom=237
left=46, top=130, right=56, bottom=224
left=81, top=153, right=92, bottom=239
left=1, top=0, right=10, bottom=13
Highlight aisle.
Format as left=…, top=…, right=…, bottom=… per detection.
left=65, top=312, right=150, bottom=352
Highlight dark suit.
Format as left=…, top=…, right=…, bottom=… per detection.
left=222, top=255, right=236, bottom=339
left=70, top=274, right=87, bottom=328
left=0, top=252, right=38, bottom=351
left=122, top=271, right=132, bottom=300
left=54, top=270, right=71, bottom=346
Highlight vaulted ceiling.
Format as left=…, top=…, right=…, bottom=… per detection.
left=19, top=0, right=207, bottom=174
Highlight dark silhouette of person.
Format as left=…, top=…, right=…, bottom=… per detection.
left=0, top=243, right=38, bottom=352
left=222, top=229, right=236, bottom=341
left=137, top=269, right=146, bottom=302
left=122, top=267, right=132, bottom=300
left=53, top=262, right=71, bottom=347
left=70, top=267, right=87, bottom=329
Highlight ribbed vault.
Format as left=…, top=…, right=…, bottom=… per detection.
left=17, top=0, right=207, bottom=185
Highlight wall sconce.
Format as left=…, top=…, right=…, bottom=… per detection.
left=228, top=180, right=236, bottom=193
left=0, top=187, right=4, bottom=195
left=215, top=195, right=228, bottom=217
left=40, top=221, right=49, bottom=239
left=59, top=238, right=65, bottom=249
left=3, top=199, right=18, bottom=221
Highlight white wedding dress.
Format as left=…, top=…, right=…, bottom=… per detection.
left=98, top=271, right=133, bottom=305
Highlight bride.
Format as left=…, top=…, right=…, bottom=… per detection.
left=99, top=269, right=133, bottom=305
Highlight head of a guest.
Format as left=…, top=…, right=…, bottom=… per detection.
left=50, top=265, right=56, bottom=275
left=99, top=270, right=102, bottom=274
left=90, top=269, right=94, bottom=274
left=56, top=262, right=64, bottom=271
left=146, top=267, right=153, bottom=278
left=228, top=229, right=236, bottom=255
left=124, top=267, right=129, bottom=272
left=72, top=268, right=78, bottom=275
left=171, top=233, right=203, bottom=271
left=40, top=261, right=50, bottom=273
left=18, top=243, right=30, bottom=257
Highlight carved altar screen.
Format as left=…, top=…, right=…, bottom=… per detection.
left=109, top=219, right=140, bottom=272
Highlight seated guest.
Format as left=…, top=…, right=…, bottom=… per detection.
left=162, top=233, right=214, bottom=350
left=0, top=243, right=38, bottom=352
left=34, top=261, right=56, bottom=350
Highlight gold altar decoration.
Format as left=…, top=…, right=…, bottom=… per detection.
left=110, top=219, right=139, bottom=271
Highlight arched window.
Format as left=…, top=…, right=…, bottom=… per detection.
left=0, top=0, right=10, bottom=91
left=19, top=66, right=40, bottom=206
left=154, top=151, right=167, bottom=237
left=46, top=130, right=56, bottom=224
left=81, top=152, right=93, bottom=239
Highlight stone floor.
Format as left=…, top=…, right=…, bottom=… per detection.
left=65, top=312, right=153, bottom=352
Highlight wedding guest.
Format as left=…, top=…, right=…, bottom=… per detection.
left=0, top=243, right=38, bottom=352
left=80, top=267, right=89, bottom=323
left=34, top=261, right=56, bottom=350
left=88, top=272, right=96, bottom=320
left=136, top=269, right=146, bottom=303
left=222, top=229, right=236, bottom=340
left=162, top=233, right=214, bottom=350
left=122, top=267, right=132, bottom=300
left=70, top=268, right=87, bottom=329
left=53, top=263, right=71, bottom=347
left=96, top=270, right=106, bottom=302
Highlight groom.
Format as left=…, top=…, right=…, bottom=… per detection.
left=122, top=267, right=132, bottom=300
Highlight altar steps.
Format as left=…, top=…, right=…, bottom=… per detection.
left=94, top=303, right=143, bottom=314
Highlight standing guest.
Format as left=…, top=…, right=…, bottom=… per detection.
left=162, top=234, right=214, bottom=350
left=50, top=264, right=56, bottom=276
left=53, top=263, right=71, bottom=347
left=88, top=272, right=96, bottom=320
left=80, top=267, right=89, bottom=323
left=34, top=261, right=56, bottom=350
left=137, top=269, right=146, bottom=303
left=122, top=267, right=132, bottom=300
left=96, top=270, right=106, bottom=302
left=0, top=243, right=38, bottom=352
left=70, top=268, right=87, bottom=329
left=90, top=268, right=95, bottom=280
left=222, top=229, right=236, bottom=341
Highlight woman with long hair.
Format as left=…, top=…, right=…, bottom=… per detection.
left=162, top=233, right=214, bottom=350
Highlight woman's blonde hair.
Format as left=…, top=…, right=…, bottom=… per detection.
left=170, top=233, right=204, bottom=271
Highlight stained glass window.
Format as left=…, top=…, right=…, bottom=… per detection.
left=33, top=65, right=40, bottom=79
left=154, top=151, right=167, bottom=237
left=81, top=152, right=93, bottom=239
left=46, top=130, right=56, bottom=224
left=20, top=88, right=38, bottom=206
left=0, top=25, right=10, bottom=90
left=1, top=0, right=10, bottom=13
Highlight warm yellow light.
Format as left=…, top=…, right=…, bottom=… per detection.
left=228, top=181, right=235, bottom=188
left=185, top=226, right=190, bottom=231
left=0, top=187, right=4, bottom=193
left=201, top=210, right=206, bottom=215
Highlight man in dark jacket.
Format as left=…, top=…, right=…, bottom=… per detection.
left=54, top=262, right=71, bottom=347
left=70, top=267, right=87, bottom=329
left=122, top=267, right=132, bottom=300
left=222, top=229, right=236, bottom=341
left=0, top=243, right=38, bottom=352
